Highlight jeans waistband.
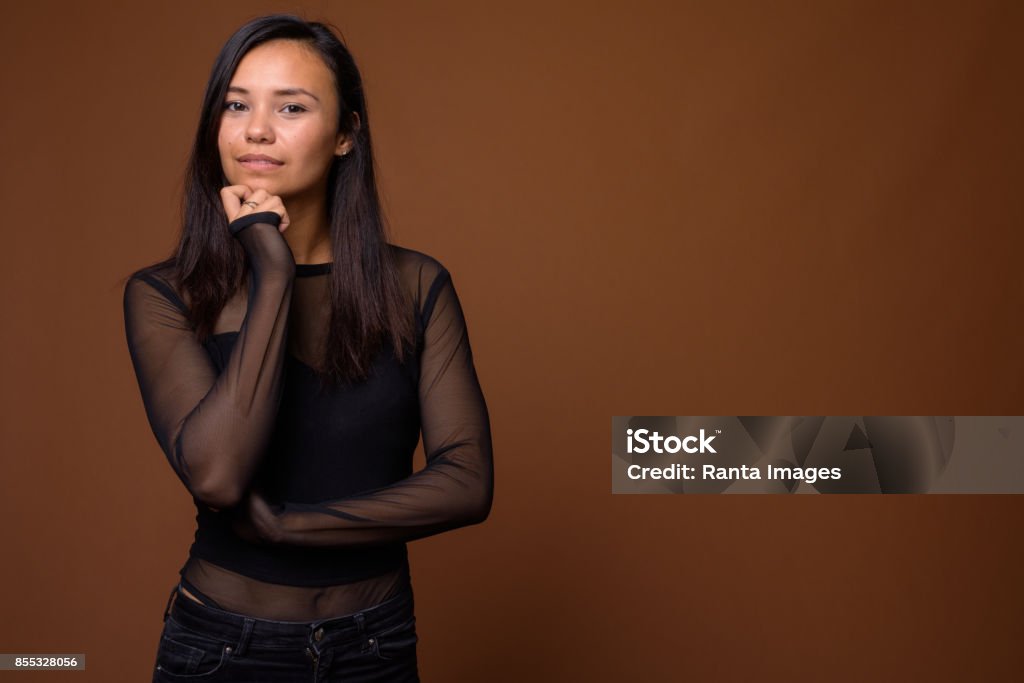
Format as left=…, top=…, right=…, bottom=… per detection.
left=164, top=576, right=414, bottom=654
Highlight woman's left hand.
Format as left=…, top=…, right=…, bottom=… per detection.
left=231, top=489, right=288, bottom=545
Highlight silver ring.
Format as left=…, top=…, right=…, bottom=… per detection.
left=242, top=201, right=258, bottom=209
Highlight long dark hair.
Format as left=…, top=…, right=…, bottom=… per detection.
left=131, top=14, right=415, bottom=389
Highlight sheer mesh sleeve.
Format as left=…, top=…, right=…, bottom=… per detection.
left=124, top=213, right=295, bottom=510
left=271, top=263, right=494, bottom=546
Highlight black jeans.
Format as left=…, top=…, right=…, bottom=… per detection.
left=152, top=579, right=419, bottom=682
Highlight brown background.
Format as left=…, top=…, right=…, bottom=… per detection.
left=1, top=0, right=1022, bottom=680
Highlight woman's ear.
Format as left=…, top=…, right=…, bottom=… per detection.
left=333, top=112, right=361, bottom=156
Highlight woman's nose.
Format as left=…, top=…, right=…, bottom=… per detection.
left=245, top=106, right=274, bottom=142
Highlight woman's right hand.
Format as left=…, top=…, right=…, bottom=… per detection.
left=220, top=185, right=291, bottom=233
left=220, top=185, right=296, bottom=276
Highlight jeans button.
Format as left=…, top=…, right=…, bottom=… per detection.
left=314, top=627, right=324, bottom=642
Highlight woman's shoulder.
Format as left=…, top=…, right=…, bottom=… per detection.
left=128, top=257, right=177, bottom=283
left=388, top=243, right=447, bottom=271
left=386, top=244, right=458, bottom=325
left=387, top=243, right=451, bottom=287
left=124, top=258, right=192, bottom=316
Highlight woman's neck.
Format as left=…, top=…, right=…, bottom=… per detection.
left=280, top=189, right=333, bottom=264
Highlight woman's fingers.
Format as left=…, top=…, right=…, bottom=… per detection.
left=219, top=185, right=288, bottom=229
left=219, top=184, right=251, bottom=221
left=257, top=194, right=290, bottom=232
left=245, top=188, right=269, bottom=205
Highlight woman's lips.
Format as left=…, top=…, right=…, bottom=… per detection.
left=239, top=159, right=284, bottom=171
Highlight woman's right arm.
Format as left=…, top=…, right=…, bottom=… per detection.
left=123, top=212, right=295, bottom=510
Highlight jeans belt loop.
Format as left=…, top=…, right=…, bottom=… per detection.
left=353, top=612, right=366, bottom=636
left=233, top=617, right=256, bottom=657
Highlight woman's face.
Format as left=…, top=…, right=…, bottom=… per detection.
left=218, top=39, right=348, bottom=200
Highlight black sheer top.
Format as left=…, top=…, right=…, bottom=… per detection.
left=123, top=213, right=493, bottom=620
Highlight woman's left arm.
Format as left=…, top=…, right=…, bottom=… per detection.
left=236, top=264, right=494, bottom=547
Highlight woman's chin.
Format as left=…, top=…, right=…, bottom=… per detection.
left=232, top=178, right=276, bottom=194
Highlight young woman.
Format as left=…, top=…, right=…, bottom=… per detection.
left=123, top=14, right=493, bottom=682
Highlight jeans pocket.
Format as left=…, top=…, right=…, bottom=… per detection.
left=370, top=615, right=418, bottom=662
left=155, top=618, right=232, bottom=678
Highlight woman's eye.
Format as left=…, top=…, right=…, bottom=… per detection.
left=221, top=102, right=305, bottom=114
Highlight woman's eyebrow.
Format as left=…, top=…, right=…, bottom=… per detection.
left=227, top=85, right=320, bottom=102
